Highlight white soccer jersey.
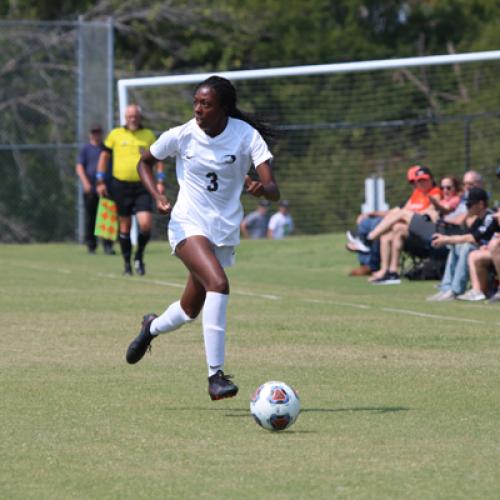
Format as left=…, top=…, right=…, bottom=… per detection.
left=150, top=117, right=273, bottom=249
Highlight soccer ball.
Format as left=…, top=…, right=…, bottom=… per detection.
left=250, top=381, right=300, bottom=431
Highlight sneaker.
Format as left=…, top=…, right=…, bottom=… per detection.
left=134, top=259, right=145, bottom=276
left=488, top=290, right=500, bottom=303
left=433, top=290, right=456, bottom=301
left=123, top=262, right=133, bottom=276
left=126, top=313, right=158, bottom=364
left=371, top=271, right=401, bottom=285
left=208, top=370, right=239, bottom=401
left=457, top=289, right=486, bottom=301
left=345, top=231, right=370, bottom=254
left=427, top=290, right=447, bottom=301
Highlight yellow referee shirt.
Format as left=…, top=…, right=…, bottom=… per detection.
left=105, top=127, right=157, bottom=182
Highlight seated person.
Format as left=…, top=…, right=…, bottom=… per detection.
left=457, top=211, right=499, bottom=301
left=427, top=188, right=497, bottom=301
left=363, top=166, right=441, bottom=285
left=429, top=175, right=462, bottom=221
left=346, top=165, right=419, bottom=277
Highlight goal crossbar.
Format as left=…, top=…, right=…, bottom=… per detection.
left=117, top=50, right=500, bottom=124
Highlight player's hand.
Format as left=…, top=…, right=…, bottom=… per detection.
left=155, top=194, right=171, bottom=215
left=244, top=175, right=264, bottom=197
left=96, top=182, right=108, bottom=197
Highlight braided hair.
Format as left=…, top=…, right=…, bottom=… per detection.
left=196, top=76, right=275, bottom=144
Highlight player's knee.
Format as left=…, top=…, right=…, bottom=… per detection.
left=206, top=276, right=230, bottom=294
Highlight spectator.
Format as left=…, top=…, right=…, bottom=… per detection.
left=268, top=200, right=294, bottom=239
left=429, top=175, right=462, bottom=221
left=446, top=170, right=484, bottom=225
left=360, top=166, right=441, bottom=284
left=96, top=105, right=165, bottom=276
left=427, top=187, right=497, bottom=301
left=75, top=125, right=115, bottom=255
left=346, top=165, right=419, bottom=276
left=240, top=199, right=270, bottom=239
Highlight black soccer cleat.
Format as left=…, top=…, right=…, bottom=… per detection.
left=134, top=259, right=145, bottom=276
left=208, top=370, right=239, bottom=401
left=126, top=313, right=158, bottom=364
left=123, top=262, right=133, bottom=276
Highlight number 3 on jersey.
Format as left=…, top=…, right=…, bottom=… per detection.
left=206, top=172, right=218, bottom=192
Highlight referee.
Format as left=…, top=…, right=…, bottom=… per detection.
left=96, top=104, right=165, bottom=276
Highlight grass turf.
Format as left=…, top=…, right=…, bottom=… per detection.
left=1, top=235, right=499, bottom=499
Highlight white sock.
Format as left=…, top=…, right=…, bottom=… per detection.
left=150, top=300, right=193, bottom=336
left=202, top=292, right=229, bottom=376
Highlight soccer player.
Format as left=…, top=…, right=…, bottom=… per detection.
left=125, top=76, right=280, bottom=401
left=96, top=105, right=165, bottom=276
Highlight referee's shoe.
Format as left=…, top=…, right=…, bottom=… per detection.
left=126, top=313, right=157, bottom=364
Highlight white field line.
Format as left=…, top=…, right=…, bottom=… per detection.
left=12, top=262, right=500, bottom=326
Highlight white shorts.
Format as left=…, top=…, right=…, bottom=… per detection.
left=168, top=220, right=236, bottom=268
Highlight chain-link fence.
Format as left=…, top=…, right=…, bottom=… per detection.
left=0, top=19, right=113, bottom=242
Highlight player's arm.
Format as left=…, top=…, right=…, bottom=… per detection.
left=244, top=161, right=280, bottom=201
left=137, top=150, right=171, bottom=215
left=95, top=150, right=111, bottom=197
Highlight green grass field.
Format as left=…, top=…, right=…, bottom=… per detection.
left=1, top=235, right=500, bottom=499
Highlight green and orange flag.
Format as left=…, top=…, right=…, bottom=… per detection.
left=94, top=197, right=119, bottom=241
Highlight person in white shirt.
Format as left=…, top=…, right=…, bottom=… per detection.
left=125, top=76, right=281, bottom=401
left=267, top=200, right=294, bottom=239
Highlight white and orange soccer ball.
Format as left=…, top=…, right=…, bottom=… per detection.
left=250, top=381, right=300, bottom=431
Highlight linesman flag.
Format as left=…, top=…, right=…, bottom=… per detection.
left=94, top=197, right=118, bottom=241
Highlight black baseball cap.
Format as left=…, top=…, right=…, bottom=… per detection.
left=465, top=187, right=488, bottom=207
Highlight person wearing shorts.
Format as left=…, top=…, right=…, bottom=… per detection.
left=96, top=104, right=165, bottom=276
left=124, top=76, right=281, bottom=401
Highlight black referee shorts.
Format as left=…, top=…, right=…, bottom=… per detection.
left=111, top=177, right=153, bottom=217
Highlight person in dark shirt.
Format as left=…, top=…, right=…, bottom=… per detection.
left=427, top=187, right=496, bottom=301
left=75, top=125, right=115, bottom=254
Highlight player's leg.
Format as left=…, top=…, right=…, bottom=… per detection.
left=125, top=273, right=200, bottom=365
left=175, top=236, right=238, bottom=400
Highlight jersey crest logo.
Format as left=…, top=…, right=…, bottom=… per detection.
left=223, top=155, right=236, bottom=164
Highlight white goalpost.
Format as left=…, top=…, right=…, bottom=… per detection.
left=117, top=50, right=500, bottom=234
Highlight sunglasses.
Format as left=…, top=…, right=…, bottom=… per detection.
left=440, top=185, right=453, bottom=190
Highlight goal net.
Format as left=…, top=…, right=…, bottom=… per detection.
left=118, top=51, right=500, bottom=235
